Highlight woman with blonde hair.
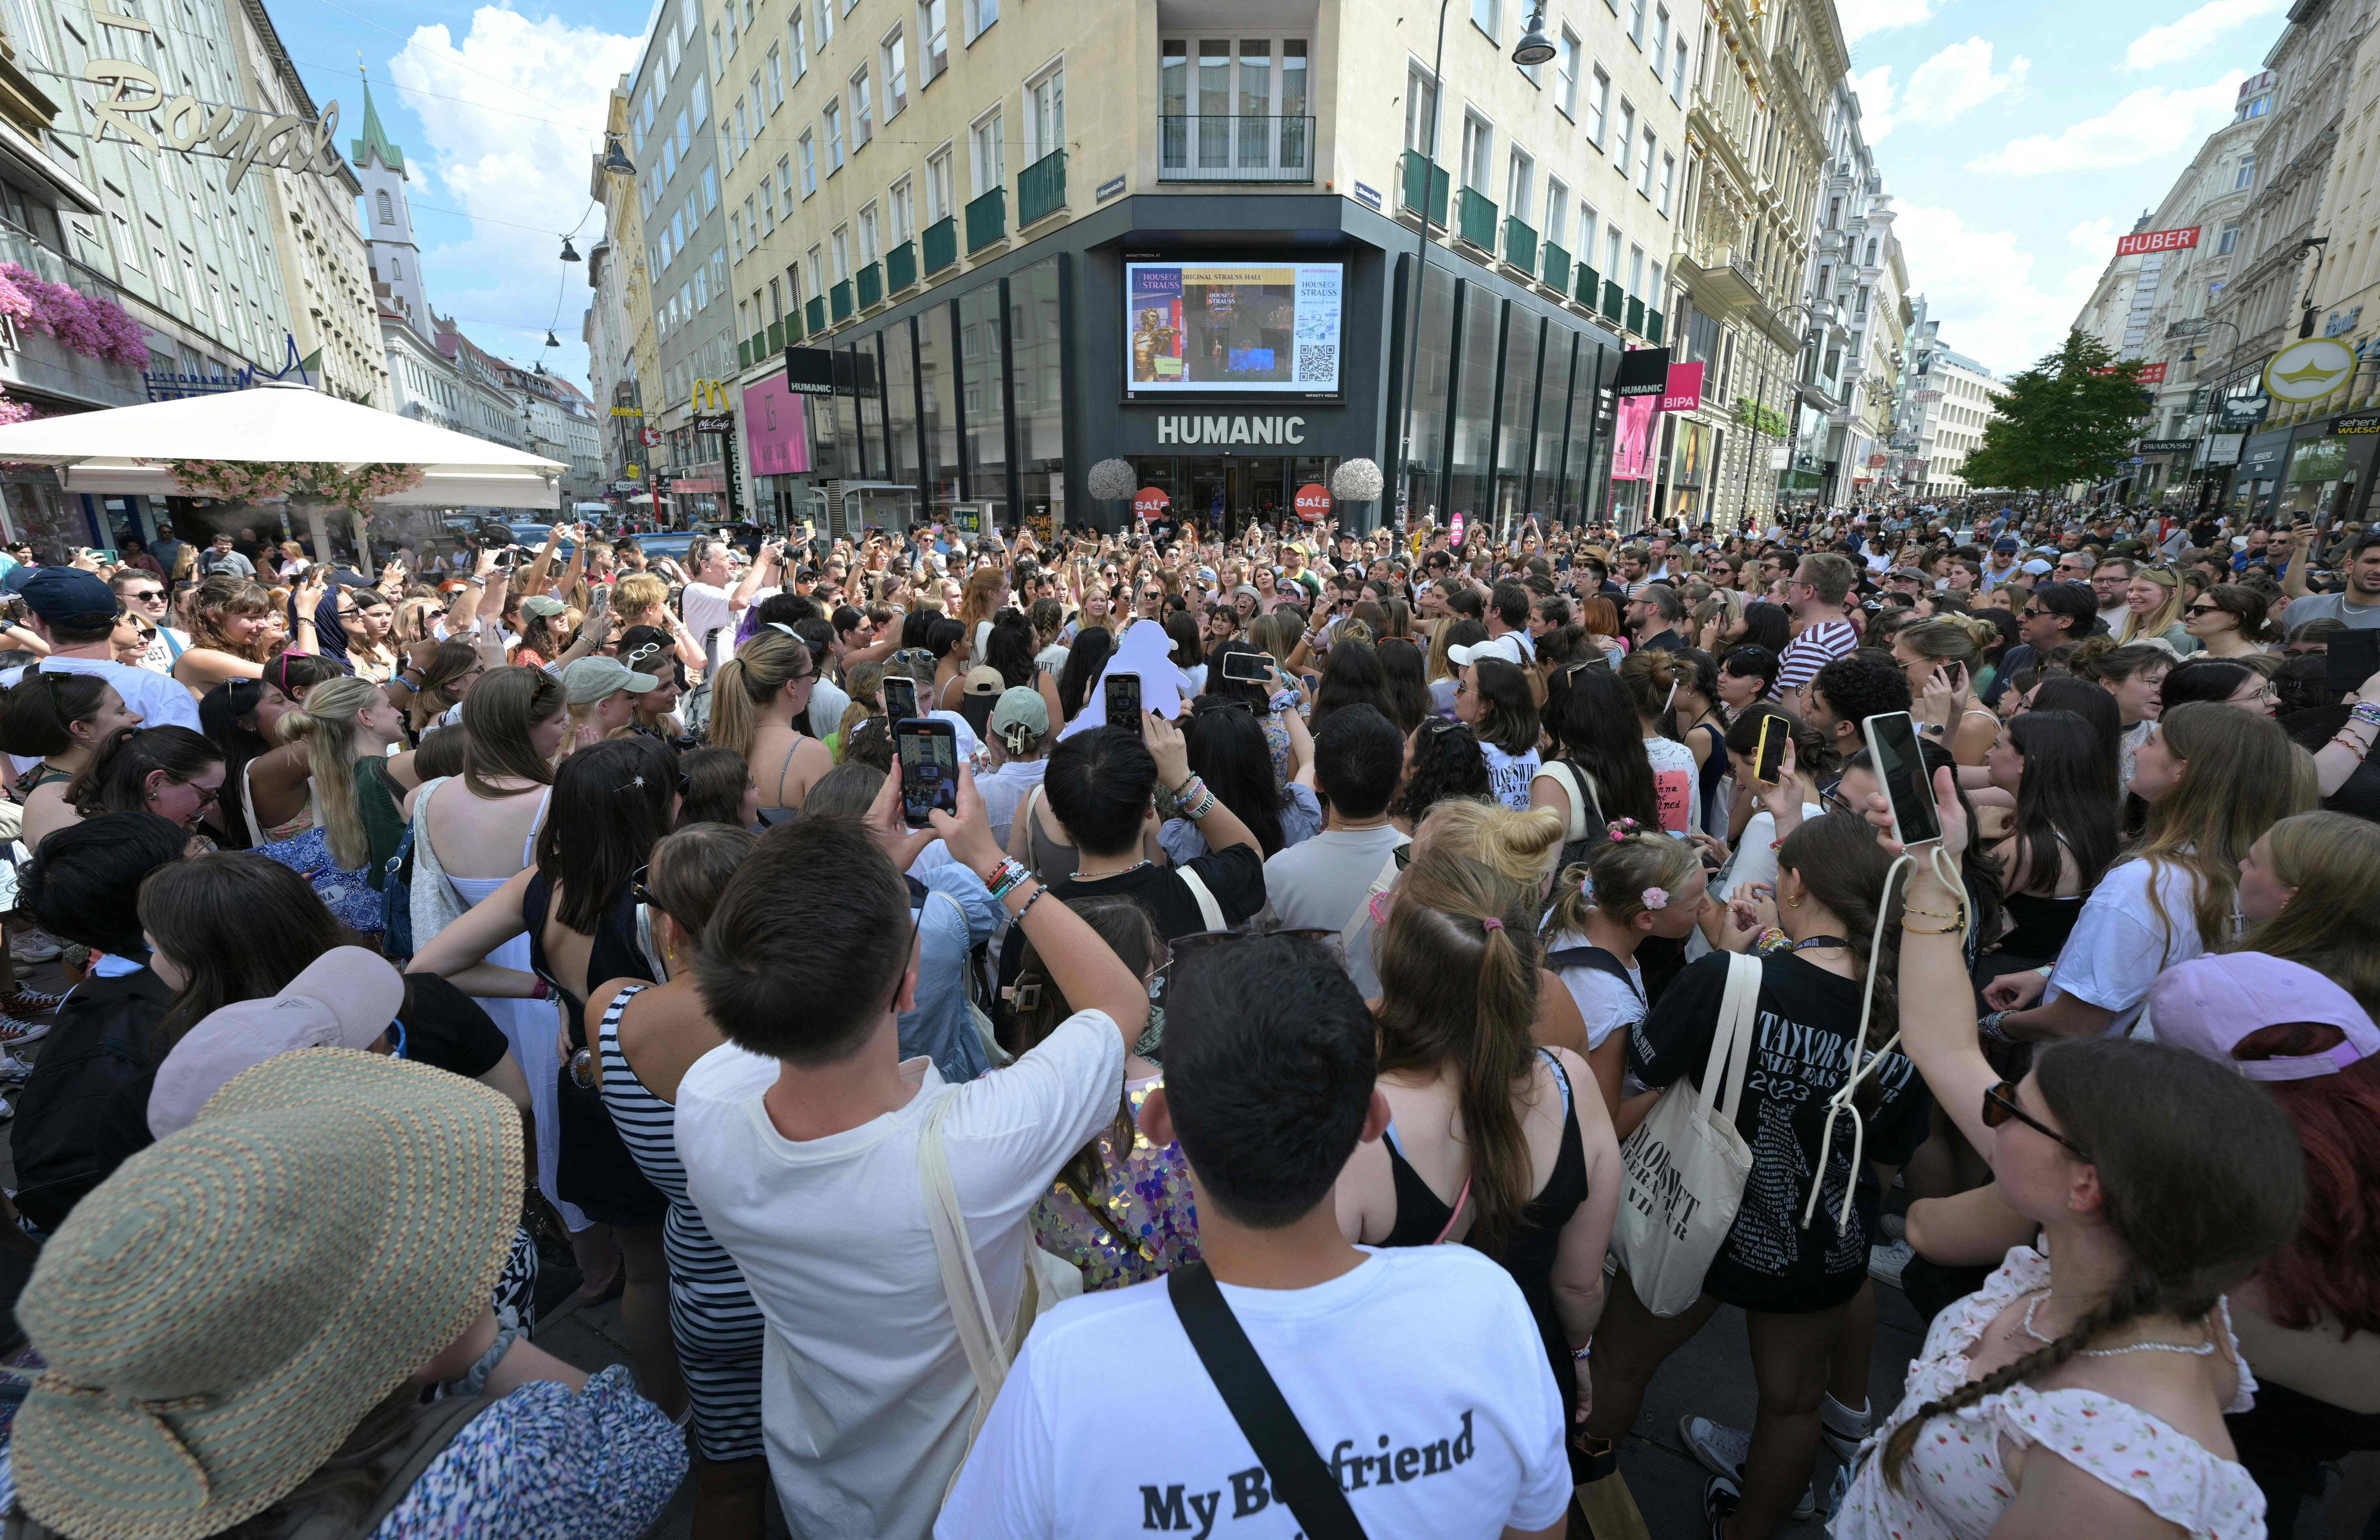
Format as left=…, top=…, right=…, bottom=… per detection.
left=1894, top=614, right=2002, bottom=765
left=709, top=625, right=831, bottom=824
left=1334, top=828, right=1623, bottom=1483
left=171, top=573, right=276, bottom=694
left=2116, top=564, right=2199, bottom=655
left=957, top=564, right=1009, bottom=665
left=1543, top=826, right=1708, bottom=1116
left=277, top=674, right=411, bottom=910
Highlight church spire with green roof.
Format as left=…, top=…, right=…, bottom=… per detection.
left=350, top=71, right=405, bottom=176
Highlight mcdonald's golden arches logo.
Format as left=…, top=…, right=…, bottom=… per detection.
left=691, top=378, right=731, bottom=414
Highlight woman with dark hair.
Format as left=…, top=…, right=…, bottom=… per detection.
left=1981, top=709, right=2121, bottom=974
left=394, top=637, right=483, bottom=740
left=2162, top=655, right=2278, bottom=717
left=1734, top=600, right=1792, bottom=656
left=69, top=725, right=224, bottom=835
left=1718, top=644, right=1780, bottom=717
left=1162, top=609, right=1206, bottom=693
left=1375, top=636, right=1431, bottom=735
left=2022, top=674, right=2127, bottom=796
left=984, top=606, right=1067, bottom=729
left=409, top=734, right=684, bottom=1423
left=676, top=744, right=759, bottom=830
left=2184, top=581, right=2278, bottom=658
left=1160, top=697, right=1316, bottom=860
left=202, top=653, right=352, bottom=851
left=1670, top=647, right=1730, bottom=836
left=1055, top=624, right=1113, bottom=724
left=1534, top=661, right=1660, bottom=841
left=1, top=670, right=143, bottom=849
left=924, top=614, right=970, bottom=711
left=1455, top=654, right=1541, bottom=810
left=1311, top=636, right=1390, bottom=732
left=1392, top=718, right=1493, bottom=832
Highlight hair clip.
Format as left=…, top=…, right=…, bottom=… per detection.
left=766, top=621, right=802, bottom=641
left=615, top=774, right=646, bottom=793
left=1480, top=916, right=1505, bottom=932
left=1643, top=887, right=1670, bottom=910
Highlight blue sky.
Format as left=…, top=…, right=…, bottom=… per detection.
left=264, top=0, right=2287, bottom=394
left=1842, top=0, right=2282, bottom=377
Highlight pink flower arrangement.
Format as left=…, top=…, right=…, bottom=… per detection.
left=144, top=459, right=426, bottom=518
left=0, top=262, right=150, bottom=368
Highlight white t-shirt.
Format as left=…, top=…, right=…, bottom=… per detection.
left=682, top=580, right=738, bottom=672
left=2045, top=856, right=2232, bottom=1036
left=1480, top=743, right=1542, bottom=812
left=2, top=656, right=202, bottom=775
left=980, top=756, right=1048, bottom=852
left=1543, top=927, right=1644, bottom=1051
left=1644, top=735, right=1700, bottom=837
left=675, top=1010, right=1125, bottom=1540
left=1261, top=824, right=1410, bottom=934
left=934, top=1247, right=1572, bottom=1540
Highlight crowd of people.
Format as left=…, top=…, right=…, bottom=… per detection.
left=0, top=497, right=2365, bottom=1539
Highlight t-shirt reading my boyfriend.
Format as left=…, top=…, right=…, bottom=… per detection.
left=935, top=1246, right=1570, bottom=1540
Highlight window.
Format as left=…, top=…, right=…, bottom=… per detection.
left=1628, top=0, right=1646, bottom=45
left=676, top=108, right=691, bottom=157
left=2218, top=220, right=2240, bottom=255
left=1627, top=243, right=1644, bottom=298
left=1545, top=179, right=1568, bottom=245
left=970, top=107, right=1004, bottom=194
left=1587, top=66, right=1609, bottom=145
left=1405, top=61, right=1440, bottom=153
left=831, top=226, right=850, bottom=280
left=1471, top=0, right=1497, bottom=39
left=1505, top=146, right=1533, bottom=223
left=1615, top=101, right=1634, bottom=174
left=798, top=130, right=818, bottom=193
left=825, top=99, right=844, bottom=170
left=1659, top=152, right=1675, bottom=215
left=859, top=202, right=879, bottom=262
left=1557, top=29, right=1580, bottom=118
left=891, top=176, right=915, bottom=240
left=776, top=155, right=794, bottom=209
left=1605, top=227, right=1621, bottom=280
left=768, top=278, right=783, bottom=319
left=1026, top=64, right=1063, bottom=161
left=694, top=267, right=709, bottom=309
left=927, top=145, right=954, bottom=219
left=1460, top=110, right=1492, bottom=191
left=1855, top=284, right=1869, bottom=316
left=731, top=207, right=746, bottom=258
left=766, top=43, right=784, bottom=108
left=1639, top=127, right=1655, bottom=195
left=1672, top=39, right=1687, bottom=101
left=759, top=177, right=775, bottom=233
left=1578, top=202, right=1599, bottom=269
left=703, top=163, right=720, bottom=212
left=375, top=189, right=393, bottom=224
left=733, top=97, right=749, bottom=157
left=920, top=0, right=947, bottom=82
left=1649, top=261, right=1662, bottom=308
left=711, top=23, right=724, bottom=79
left=806, top=244, right=824, bottom=297
left=851, top=67, right=872, bottom=148
left=816, top=0, right=832, bottom=44
left=884, top=28, right=907, bottom=115
left=966, top=0, right=996, bottom=42
left=790, top=10, right=807, bottom=77
left=1654, top=7, right=1670, bottom=71
left=690, top=76, right=708, bottom=126
left=2235, top=155, right=2256, bottom=189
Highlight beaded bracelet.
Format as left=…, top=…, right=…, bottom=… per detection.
left=1978, top=1009, right=2013, bottom=1044
left=2355, top=700, right=2380, bottom=728
left=1013, top=882, right=1050, bottom=923
left=1182, top=787, right=1220, bottom=821
left=1752, top=926, right=1792, bottom=956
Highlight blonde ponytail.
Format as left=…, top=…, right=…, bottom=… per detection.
left=278, top=674, right=380, bottom=868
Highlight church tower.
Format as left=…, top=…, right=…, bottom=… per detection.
left=351, top=77, right=431, bottom=333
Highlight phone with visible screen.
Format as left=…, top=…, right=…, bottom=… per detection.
left=882, top=674, right=920, bottom=722
left=1753, top=713, right=1788, bottom=785
left=1220, top=649, right=1276, bottom=685
left=1864, top=710, right=1941, bottom=849
left=895, top=718, right=959, bottom=828
left=1103, top=672, right=1143, bottom=724
left=588, top=585, right=610, bottom=621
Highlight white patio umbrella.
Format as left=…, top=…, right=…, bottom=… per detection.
left=0, top=380, right=564, bottom=508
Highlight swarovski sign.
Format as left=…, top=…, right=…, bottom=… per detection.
left=1154, top=414, right=1308, bottom=445
left=81, top=10, right=344, bottom=192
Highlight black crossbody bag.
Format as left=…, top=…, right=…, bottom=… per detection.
left=1167, top=1262, right=1367, bottom=1540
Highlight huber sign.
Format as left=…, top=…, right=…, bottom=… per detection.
left=2115, top=227, right=2200, bottom=257
left=1294, top=483, right=1331, bottom=523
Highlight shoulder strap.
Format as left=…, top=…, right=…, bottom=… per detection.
left=1335, top=841, right=1410, bottom=955
left=1167, top=1263, right=1368, bottom=1540
left=1542, top=945, right=1643, bottom=1003
left=919, top=1091, right=1032, bottom=1411
left=1701, top=953, right=1762, bottom=1126
left=1177, top=864, right=1227, bottom=931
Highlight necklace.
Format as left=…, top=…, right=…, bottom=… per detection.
left=2012, top=1292, right=2215, bottom=1358
left=1075, top=859, right=1153, bottom=881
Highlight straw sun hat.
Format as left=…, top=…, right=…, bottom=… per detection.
left=12, top=1050, right=523, bottom=1540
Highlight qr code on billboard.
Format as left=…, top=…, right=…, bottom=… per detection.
left=1297, top=343, right=1337, bottom=383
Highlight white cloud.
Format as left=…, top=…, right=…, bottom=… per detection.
left=387, top=8, right=643, bottom=391
left=2067, top=217, right=2120, bottom=256
left=1850, top=64, right=1896, bottom=141
left=1966, top=73, right=2247, bottom=176
left=2124, top=0, right=2288, bottom=71
left=1898, top=39, right=2029, bottom=127
left=1837, top=0, right=1937, bottom=45
left=1896, top=203, right=2105, bottom=377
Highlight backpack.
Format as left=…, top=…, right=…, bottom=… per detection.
left=1536, top=758, right=1610, bottom=876
left=1540, top=943, right=1644, bottom=1005
left=380, top=825, right=418, bottom=966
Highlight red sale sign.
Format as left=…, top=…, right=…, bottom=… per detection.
left=1449, top=511, right=1466, bottom=546
left=1659, top=361, right=1705, bottom=412
left=2115, top=227, right=2200, bottom=257
left=1294, top=483, right=1332, bottom=523
left=1133, top=486, right=1170, bottom=521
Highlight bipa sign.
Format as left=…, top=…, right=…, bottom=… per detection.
left=1154, top=414, right=1308, bottom=445
left=2115, top=227, right=2200, bottom=257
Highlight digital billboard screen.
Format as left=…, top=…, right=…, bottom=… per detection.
left=1125, top=262, right=1343, bottom=396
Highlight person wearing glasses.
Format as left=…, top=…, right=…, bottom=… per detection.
left=108, top=567, right=186, bottom=672
left=1981, top=581, right=2096, bottom=710
left=2159, top=656, right=2282, bottom=719
left=2181, top=583, right=2279, bottom=659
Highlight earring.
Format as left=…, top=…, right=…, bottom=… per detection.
left=1786, top=896, right=1803, bottom=907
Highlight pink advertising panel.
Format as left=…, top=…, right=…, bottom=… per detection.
left=742, top=373, right=811, bottom=477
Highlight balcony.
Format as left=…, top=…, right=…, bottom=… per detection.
left=922, top=216, right=958, bottom=276
left=1601, top=280, right=1624, bottom=324
left=768, top=318, right=785, bottom=352
left=966, top=186, right=1006, bottom=253
left=1542, top=240, right=1570, bottom=295
left=857, top=262, right=882, bottom=309
left=1018, top=148, right=1066, bottom=224
left=806, top=295, right=826, bottom=334
left=1502, top=216, right=1536, bottom=275
left=886, top=239, right=918, bottom=292
left=830, top=280, right=853, bottom=323
left=737, top=337, right=752, bottom=368
left=1157, top=115, right=1316, bottom=182
left=782, top=308, right=802, bottom=343
left=1627, top=297, right=1645, bottom=335
left=1400, top=151, right=1449, bottom=226
left=1647, top=309, right=1664, bottom=345
left=1576, top=263, right=1601, bottom=308
left=1455, top=187, right=1497, bottom=252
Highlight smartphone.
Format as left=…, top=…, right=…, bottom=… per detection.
left=1863, top=710, right=1941, bottom=849
left=1220, top=649, right=1276, bottom=685
left=1753, top=713, right=1788, bottom=785
left=588, top=585, right=610, bottom=621
left=1103, top=672, right=1143, bottom=724
left=2325, top=625, right=2380, bottom=694
left=895, top=718, right=959, bottom=828
left=87, top=548, right=118, bottom=564
left=882, top=674, right=920, bottom=721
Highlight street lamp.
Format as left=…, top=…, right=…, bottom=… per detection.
left=1393, top=0, right=1555, bottom=534
left=603, top=137, right=635, bottom=176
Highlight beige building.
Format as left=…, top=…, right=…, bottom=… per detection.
left=1665, top=0, right=1840, bottom=528
left=588, top=82, right=656, bottom=490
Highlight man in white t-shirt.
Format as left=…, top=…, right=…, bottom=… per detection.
left=679, top=536, right=783, bottom=675
left=2, top=569, right=198, bottom=774
left=937, top=931, right=1571, bottom=1540
left=674, top=768, right=1150, bottom=1540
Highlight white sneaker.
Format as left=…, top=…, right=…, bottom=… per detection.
left=9, top=930, right=60, bottom=964
left=1678, top=1415, right=1818, bottom=1522
left=1869, top=1238, right=1915, bottom=1287
left=0, top=1051, right=30, bottom=1081
left=1879, top=1211, right=1908, bottom=1244
left=0, top=1095, right=17, bottom=1120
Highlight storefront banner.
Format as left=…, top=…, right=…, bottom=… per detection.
left=2289, top=436, right=2348, bottom=484
left=1125, top=262, right=1344, bottom=395
left=2240, top=431, right=2292, bottom=478
left=1615, top=347, right=1673, bottom=398
left=2137, top=439, right=2197, bottom=453
left=2115, top=227, right=2200, bottom=257
left=1659, top=362, right=1704, bottom=412
left=740, top=374, right=810, bottom=477
left=2338, top=412, right=2380, bottom=434
left=1612, top=394, right=1659, bottom=480
left=2204, top=433, right=2244, bottom=466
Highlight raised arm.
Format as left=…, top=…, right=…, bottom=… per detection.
left=1145, top=709, right=1258, bottom=858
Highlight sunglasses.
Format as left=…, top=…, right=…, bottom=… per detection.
left=2184, top=603, right=2225, bottom=616
left=1981, top=1081, right=2090, bottom=1159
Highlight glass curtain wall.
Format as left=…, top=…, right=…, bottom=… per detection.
left=1009, top=259, right=1064, bottom=527
left=884, top=317, right=920, bottom=492
left=1561, top=342, right=1602, bottom=525
left=1492, top=306, right=1540, bottom=532
left=957, top=283, right=1008, bottom=515
left=1447, top=284, right=1501, bottom=522
left=920, top=301, right=960, bottom=514
left=1530, top=330, right=1574, bottom=519
left=1401, top=259, right=1455, bottom=527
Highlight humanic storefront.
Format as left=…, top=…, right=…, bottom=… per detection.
left=747, top=193, right=1625, bottom=537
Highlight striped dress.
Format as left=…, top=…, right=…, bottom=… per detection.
left=596, top=983, right=766, bottom=1463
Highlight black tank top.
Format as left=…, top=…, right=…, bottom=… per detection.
left=523, top=875, right=654, bottom=1051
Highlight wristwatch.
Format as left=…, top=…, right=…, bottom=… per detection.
left=1917, top=721, right=1946, bottom=738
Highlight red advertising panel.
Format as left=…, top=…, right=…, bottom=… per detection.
left=2090, top=362, right=2168, bottom=383
left=1294, top=483, right=1331, bottom=522
left=1659, top=361, right=1705, bottom=412
left=2114, top=227, right=2200, bottom=257
left=1134, top=486, right=1170, bottom=521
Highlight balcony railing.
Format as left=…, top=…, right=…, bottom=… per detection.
left=922, top=216, right=958, bottom=276
left=1455, top=187, right=1497, bottom=251
left=1576, top=263, right=1601, bottom=308
left=857, top=262, right=883, bottom=309
left=783, top=306, right=803, bottom=342
left=1399, top=151, right=1449, bottom=226
left=1646, top=308, right=1664, bottom=345
left=1542, top=240, right=1570, bottom=295
left=966, top=186, right=1006, bottom=252
left=737, top=337, right=753, bottom=368
left=806, top=295, right=826, bottom=334
left=767, top=318, right=785, bottom=352
left=1502, top=217, right=1537, bottom=274
left=1157, top=115, right=1315, bottom=181
left=1627, top=297, right=1645, bottom=335
left=885, top=239, right=918, bottom=293
left=829, top=280, right=853, bottom=323
left=1018, top=148, right=1066, bottom=224
left=1601, top=280, right=1624, bottom=323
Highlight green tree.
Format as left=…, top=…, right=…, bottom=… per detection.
left=1961, top=331, right=2153, bottom=494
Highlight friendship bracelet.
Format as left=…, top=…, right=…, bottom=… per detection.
left=1978, top=1009, right=2013, bottom=1044
left=1012, top=882, right=1050, bottom=923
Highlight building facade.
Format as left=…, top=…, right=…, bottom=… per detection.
left=587, top=79, right=653, bottom=496
left=1896, top=305, right=2003, bottom=498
